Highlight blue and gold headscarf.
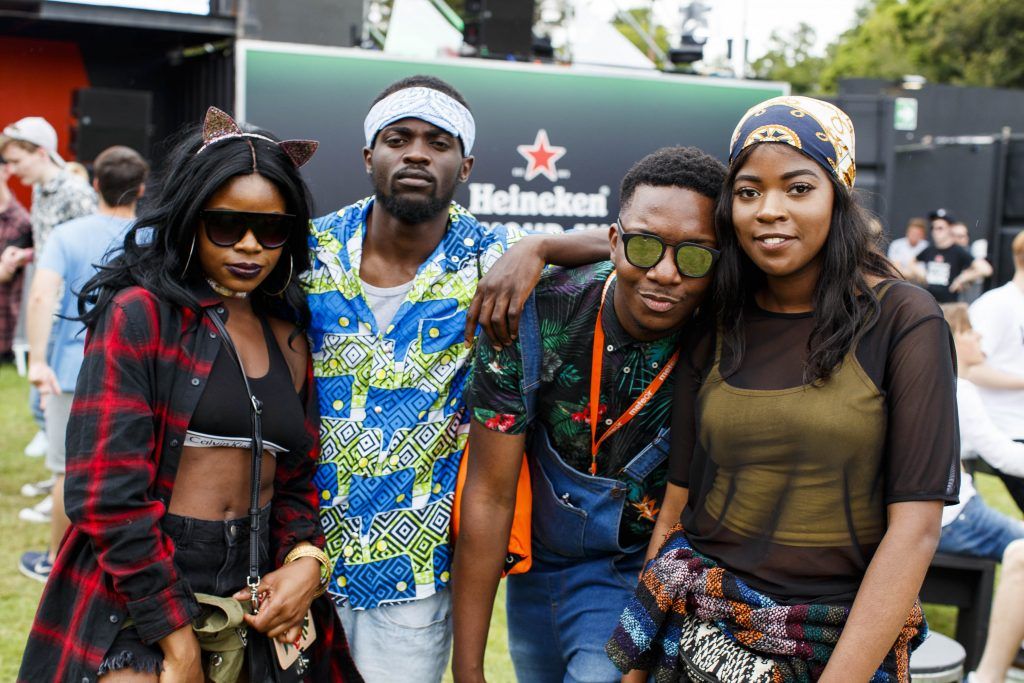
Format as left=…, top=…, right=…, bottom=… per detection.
left=729, top=96, right=856, bottom=189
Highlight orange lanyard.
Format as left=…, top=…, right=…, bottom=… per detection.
left=588, top=272, right=679, bottom=475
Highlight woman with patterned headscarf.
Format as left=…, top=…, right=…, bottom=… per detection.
left=607, top=97, right=959, bottom=682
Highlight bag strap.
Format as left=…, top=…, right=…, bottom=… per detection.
left=206, top=309, right=265, bottom=613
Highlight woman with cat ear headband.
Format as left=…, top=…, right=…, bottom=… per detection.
left=19, top=108, right=361, bottom=683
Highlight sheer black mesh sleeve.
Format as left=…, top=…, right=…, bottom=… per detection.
left=876, top=286, right=960, bottom=504
left=668, top=323, right=713, bottom=487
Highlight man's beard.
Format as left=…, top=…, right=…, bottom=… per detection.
left=374, top=175, right=456, bottom=224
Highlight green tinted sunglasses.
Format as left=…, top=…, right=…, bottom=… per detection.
left=616, top=219, right=719, bottom=278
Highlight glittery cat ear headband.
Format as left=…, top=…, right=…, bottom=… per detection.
left=196, top=106, right=318, bottom=168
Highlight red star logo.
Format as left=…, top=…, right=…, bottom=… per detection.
left=517, top=129, right=566, bottom=182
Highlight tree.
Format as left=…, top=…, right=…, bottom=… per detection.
left=611, top=7, right=672, bottom=68
left=819, top=0, right=1024, bottom=91
left=927, top=0, right=1024, bottom=88
left=751, top=23, right=828, bottom=95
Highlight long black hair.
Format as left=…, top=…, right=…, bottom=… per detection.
left=79, top=122, right=314, bottom=334
left=714, top=144, right=899, bottom=384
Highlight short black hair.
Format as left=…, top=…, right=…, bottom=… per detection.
left=94, top=145, right=149, bottom=207
left=619, top=146, right=727, bottom=212
left=370, top=74, right=471, bottom=110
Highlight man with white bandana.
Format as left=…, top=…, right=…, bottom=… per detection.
left=305, top=75, right=606, bottom=681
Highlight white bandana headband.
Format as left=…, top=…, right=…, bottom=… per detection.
left=363, top=86, right=476, bottom=156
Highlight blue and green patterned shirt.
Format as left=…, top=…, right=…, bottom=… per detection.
left=306, top=197, right=524, bottom=609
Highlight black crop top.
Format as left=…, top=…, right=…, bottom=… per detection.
left=187, top=316, right=306, bottom=456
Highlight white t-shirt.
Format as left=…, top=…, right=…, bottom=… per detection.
left=942, top=379, right=1024, bottom=526
left=969, top=282, right=1024, bottom=439
left=887, top=236, right=928, bottom=265
left=361, top=278, right=415, bottom=332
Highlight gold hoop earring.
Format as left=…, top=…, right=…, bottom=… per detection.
left=181, top=234, right=196, bottom=277
left=264, top=257, right=293, bottom=297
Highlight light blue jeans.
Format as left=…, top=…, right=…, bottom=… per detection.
left=938, top=494, right=1024, bottom=561
left=335, top=589, right=452, bottom=683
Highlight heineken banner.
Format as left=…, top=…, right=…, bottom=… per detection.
left=238, top=41, right=786, bottom=231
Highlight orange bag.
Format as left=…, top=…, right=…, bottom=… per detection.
left=451, top=292, right=541, bottom=576
left=452, top=444, right=533, bottom=576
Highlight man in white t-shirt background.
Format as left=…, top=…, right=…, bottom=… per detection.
left=968, top=230, right=1024, bottom=512
left=887, top=216, right=929, bottom=277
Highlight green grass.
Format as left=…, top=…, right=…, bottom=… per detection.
left=0, top=365, right=49, bottom=680
left=0, top=360, right=1019, bottom=681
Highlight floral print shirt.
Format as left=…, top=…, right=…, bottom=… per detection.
left=468, top=262, right=680, bottom=547
left=30, top=168, right=96, bottom=250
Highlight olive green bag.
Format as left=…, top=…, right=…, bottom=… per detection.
left=117, top=593, right=253, bottom=683
left=191, top=592, right=253, bottom=683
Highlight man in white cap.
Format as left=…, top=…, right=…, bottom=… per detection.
left=0, top=116, right=96, bottom=251
left=1, top=117, right=96, bottom=481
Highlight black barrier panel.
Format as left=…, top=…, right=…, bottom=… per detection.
left=994, top=227, right=1023, bottom=287
left=891, top=142, right=999, bottom=245
left=1004, top=139, right=1024, bottom=223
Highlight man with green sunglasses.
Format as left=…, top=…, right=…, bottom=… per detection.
left=615, top=219, right=719, bottom=278
left=453, top=146, right=727, bottom=683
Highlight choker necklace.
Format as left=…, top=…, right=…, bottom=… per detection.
left=206, top=278, right=249, bottom=299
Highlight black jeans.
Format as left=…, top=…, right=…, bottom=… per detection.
left=97, top=505, right=272, bottom=678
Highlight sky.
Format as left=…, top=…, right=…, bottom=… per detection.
left=586, top=0, right=864, bottom=71
left=49, top=0, right=865, bottom=75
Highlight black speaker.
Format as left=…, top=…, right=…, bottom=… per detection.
left=0, top=0, right=43, bottom=11
left=71, top=88, right=152, bottom=163
left=464, top=0, right=534, bottom=60
left=245, top=0, right=362, bottom=47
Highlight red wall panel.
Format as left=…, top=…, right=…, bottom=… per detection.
left=0, top=36, right=90, bottom=208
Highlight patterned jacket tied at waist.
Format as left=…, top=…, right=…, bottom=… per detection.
left=606, top=525, right=926, bottom=683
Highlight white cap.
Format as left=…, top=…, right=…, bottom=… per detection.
left=0, top=117, right=65, bottom=167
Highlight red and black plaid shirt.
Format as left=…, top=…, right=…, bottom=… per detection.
left=19, top=284, right=360, bottom=683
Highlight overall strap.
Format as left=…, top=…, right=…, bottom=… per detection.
left=206, top=310, right=265, bottom=613
left=517, top=291, right=543, bottom=422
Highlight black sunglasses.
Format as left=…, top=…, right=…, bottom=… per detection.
left=615, top=219, right=719, bottom=278
left=201, top=209, right=297, bottom=249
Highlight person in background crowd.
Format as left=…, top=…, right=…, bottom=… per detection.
left=18, top=108, right=358, bottom=683
left=912, top=208, right=991, bottom=303
left=453, top=147, right=725, bottom=683
left=64, top=161, right=89, bottom=184
left=967, top=230, right=1024, bottom=513
left=1, top=117, right=96, bottom=468
left=18, top=146, right=149, bottom=583
left=887, top=216, right=929, bottom=277
left=940, top=303, right=1024, bottom=683
left=0, top=158, right=31, bottom=364
left=610, top=96, right=958, bottom=682
left=951, top=220, right=990, bottom=303
left=952, top=221, right=971, bottom=249
left=307, top=74, right=607, bottom=683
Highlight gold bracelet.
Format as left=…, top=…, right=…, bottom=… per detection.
left=284, top=543, right=331, bottom=598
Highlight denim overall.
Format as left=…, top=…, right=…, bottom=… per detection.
left=507, top=296, right=673, bottom=683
